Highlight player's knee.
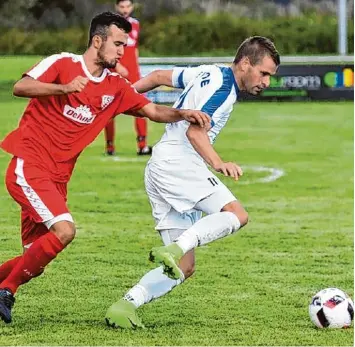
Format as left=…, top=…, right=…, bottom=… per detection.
left=50, top=221, right=76, bottom=246
left=222, top=201, right=249, bottom=227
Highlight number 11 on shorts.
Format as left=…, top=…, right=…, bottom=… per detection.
left=208, top=177, right=218, bottom=186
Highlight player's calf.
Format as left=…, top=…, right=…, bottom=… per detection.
left=178, top=250, right=195, bottom=279
left=150, top=203, right=247, bottom=280
left=0, top=256, right=22, bottom=283
left=175, top=211, right=242, bottom=254
left=149, top=243, right=184, bottom=280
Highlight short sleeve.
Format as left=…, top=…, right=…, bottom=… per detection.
left=115, top=79, right=150, bottom=114
left=23, top=54, right=69, bottom=83
left=172, top=66, right=205, bottom=89
left=179, top=66, right=235, bottom=128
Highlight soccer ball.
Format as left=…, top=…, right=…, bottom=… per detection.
left=309, top=288, right=354, bottom=328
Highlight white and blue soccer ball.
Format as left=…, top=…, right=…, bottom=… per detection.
left=309, top=287, right=354, bottom=328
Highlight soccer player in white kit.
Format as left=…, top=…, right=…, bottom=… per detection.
left=106, top=36, right=280, bottom=328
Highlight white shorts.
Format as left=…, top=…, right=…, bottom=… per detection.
left=145, top=158, right=237, bottom=231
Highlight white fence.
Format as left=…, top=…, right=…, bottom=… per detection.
left=140, top=55, right=354, bottom=65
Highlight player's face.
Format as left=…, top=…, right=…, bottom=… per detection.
left=115, top=0, right=134, bottom=18
left=96, top=25, right=128, bottom=69
left=243, top=55, right=278, bottom=95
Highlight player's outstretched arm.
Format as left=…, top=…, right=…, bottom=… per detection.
left=186, top=124, right=243, bottom=181
left=130, top=103, right=210, bottom=128
left=13, top=76, right=89, bottom=98
left=133, top=70, right=173, bottom=93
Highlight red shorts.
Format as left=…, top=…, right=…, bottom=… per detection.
left=5, top=157, right=73, bottom=247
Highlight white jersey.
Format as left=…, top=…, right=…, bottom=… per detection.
left=151, top=64, right=239, bottom=162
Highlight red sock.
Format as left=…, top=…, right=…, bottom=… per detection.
left=105, top=119, right=115, bottom=145
left=0, top=232, right=65, bottom=294
left=0, top=256, right=22, bottom=283
left=135, top=118, right=147, bottom=149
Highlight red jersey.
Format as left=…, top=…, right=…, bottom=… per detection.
left=1, top=52, right=150, bottom=183
left=119, top=17, right=140, bottom=83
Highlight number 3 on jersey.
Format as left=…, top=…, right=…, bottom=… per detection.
left=200, top=72, right=210, bottom=88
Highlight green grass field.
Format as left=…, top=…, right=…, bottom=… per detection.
left=0, top=57, right=353, bottom=346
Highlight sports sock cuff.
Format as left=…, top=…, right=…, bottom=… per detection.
left=224, top=211, right=241, bottom=232
left=43, top=232, right=65, bottom=256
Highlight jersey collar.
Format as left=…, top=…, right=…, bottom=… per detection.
left=78, top=55, right=108, bottom=83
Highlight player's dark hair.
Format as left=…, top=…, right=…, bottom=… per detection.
left=233, top=36, right=280, bottom=66
left=116, top=0, right=133, bottom=4
left=88, top=11, right=132, bottom=47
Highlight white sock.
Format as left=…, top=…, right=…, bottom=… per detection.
left=124, top=266, right=184, bottom=308
left=174, top=211, right=241, bottom=254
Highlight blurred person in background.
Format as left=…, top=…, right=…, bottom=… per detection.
left=104, top=0, right=151, bottom=155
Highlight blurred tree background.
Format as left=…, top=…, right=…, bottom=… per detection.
left=0, top=0, right=353, bottom=55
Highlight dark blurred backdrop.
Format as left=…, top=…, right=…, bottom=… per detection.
left=0, top=0, right=353, bottom=55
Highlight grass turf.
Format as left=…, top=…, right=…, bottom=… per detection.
left=0, top=56, right=353, bottom=346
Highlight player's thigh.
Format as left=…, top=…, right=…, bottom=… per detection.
left=145, top=163, right=185, bottom=230
left=145, top=167, right=170, bottom=228
left=147, top=159, right=235, bottom=213
left=194, top=181, right=237, bottom=215
left=195, top=189, right=248, bottom=227
left=155, top=206, right=202, bottom=233
left=6, top=157, right=74, bottom=243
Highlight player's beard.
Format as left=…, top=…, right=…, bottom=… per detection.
left=252, top=86, right=263, bottom=95
left=244, top=77, right=263, bottom=95
left=244, top=81, right=258, bottom=95
left=245, top=68, right=263, bottom=95
left=97, top=46, right=117, bottom=69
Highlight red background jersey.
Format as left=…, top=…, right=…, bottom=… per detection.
left=119, top=17, right=140, bottom=83
left=1, top=53, right=150, bottom=182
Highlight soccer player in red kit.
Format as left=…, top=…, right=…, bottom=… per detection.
left=0, top=11, right=210, bottom=324
left=104, top=0, right=150, bottom=155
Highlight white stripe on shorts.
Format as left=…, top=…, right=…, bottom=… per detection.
left=15, top=158, right=54, bottom=222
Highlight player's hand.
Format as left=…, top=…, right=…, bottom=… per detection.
left=62, top=76, right=89, bottom=94
left=214, top=162, right=243, bottom=181
left=180, top=109, right=211, bottom=128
